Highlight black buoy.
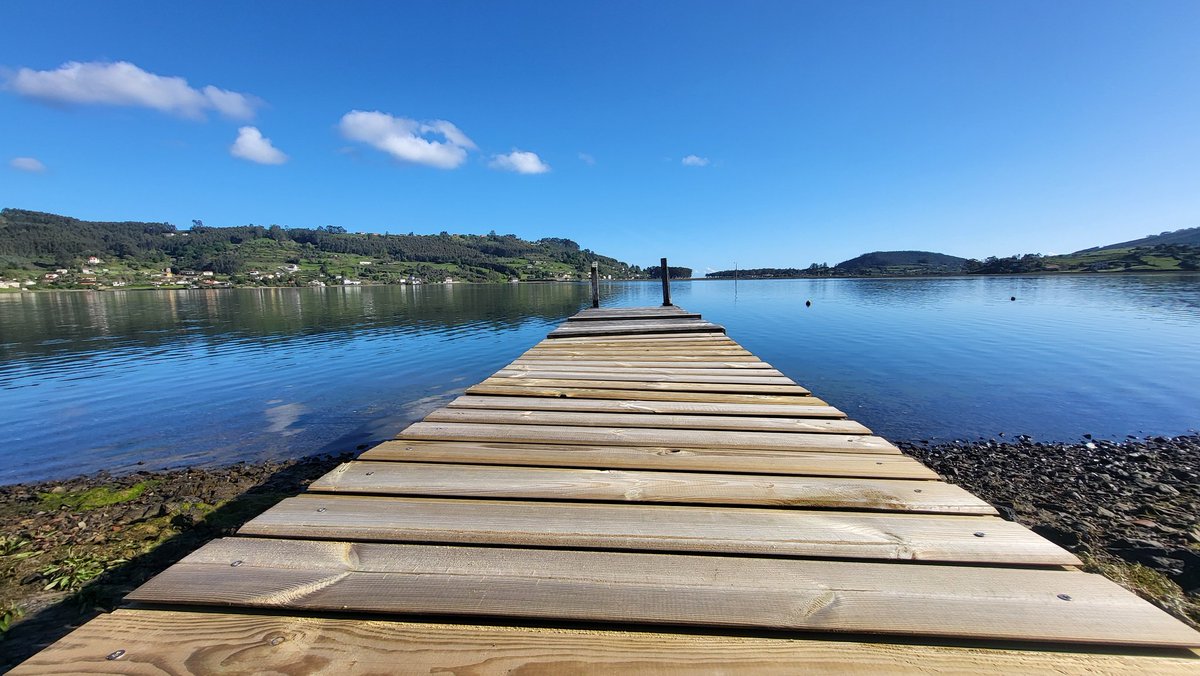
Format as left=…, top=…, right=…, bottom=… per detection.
left=1010, top=296, right=1016, bottom=301
left=805, top=300, right=812, bottom=307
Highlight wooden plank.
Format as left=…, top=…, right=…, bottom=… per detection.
left=548, top=321, right=724, bottom=332
left=468, top=384, right=825, bottom=405
left=478, top=377, right=810, bottom=394
left=241, top=495, right=1066, bottom=564
left=549, top=323, right=725, bottom=338
left=528, top=339, right=745, bottom=347
left=398, top=421, right=899, bottom=453
left=516, top=354, right=766, bottom=363
left=534, top=339, right=737, bottom=347
left=362, top=440, right=938, bottom=479
left=533, top=335, right=736, bottom=346
left=447, top=395, right=842, bottom=416
left=423, top=408, right=871, bottom=435
left=23, top=610, right=1200, bottom=675
left=510, top=359, right=775, bottom=369
left=503, top=364, right=788, bottom=377
left=126, top=538, right=1200, bottom=647
left=467, top=383, right=827, bottom=405
left=493, top=369, right=794, bottom=385
left=513, top=357, right=768, bottom=367
left=569, top=312, right=704, bottom=322
left=309, top=461, right=993, bottom=514
left=522, top=348, right=756, bottom=358
left=572, top=306, right=692, bottom=318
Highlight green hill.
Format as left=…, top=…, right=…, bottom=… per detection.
left=0, top=208, right=645, bottom=289
left=1076, top=227, right=1200, bottom=252
left=834, top=250, right=967, bottom=275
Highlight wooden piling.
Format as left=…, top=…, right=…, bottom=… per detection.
left=660, top=257, right=672, bottom=306
left=590, top=262, right=600, bottom=309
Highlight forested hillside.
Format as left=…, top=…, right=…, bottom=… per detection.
left=0, top=209, right=645, bottom=288
left=1077, top=227, right=1200, bottom=252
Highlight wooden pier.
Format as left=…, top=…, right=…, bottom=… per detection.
left=17, top=305, right=1200, bottom=673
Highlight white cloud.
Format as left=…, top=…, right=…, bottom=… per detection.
left=578, top=152, right=596, bottom=165
left=338, top=110, right=476, bottom=169
left=681, top=154, right=710, bottom=167
left=7, top=61, right=259, bottom=120
left=490, top=149, right=551, bottom=174
left=9, top=157, right=46, bottom=173
left=230, top=127, right=288, bottom=165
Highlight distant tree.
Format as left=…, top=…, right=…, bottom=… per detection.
left=648, top=266, right=693, bottom=279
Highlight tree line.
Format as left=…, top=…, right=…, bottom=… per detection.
left=0, top=209, right=645, bottom=279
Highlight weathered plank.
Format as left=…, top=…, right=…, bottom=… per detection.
left=530, top=338, right=740, bottom=348
left=548, top=320, right=723, bottom=330
left=446, top=395, right=841, bottom=416
left=477, top=377, right=810, bottom=394
left=571, top=306, right=693, bottom=318
left=467, top=383, right=826, bottom=405
left=510, top=359, right=775, bottom=370
left=362, top=440, right=938, bottom=479
left=241, top=495, right=1066, bottom=564
left=22, top=610, right=1200, bottom=675
left=539, top=332, right=731, bottom=344
left=569, top=311, right=704, bottom=322
left=501, top=365, right=789, bottom=378
left=519, top=353, right=764, bottom=363
left=398, top=421, right=898, bottom=453
left=520, top=353, right=753, bottom=362
left=549, top=322, right=725, bottom=338
left=423, top=408, right=870, bottom=434
left=309, top=461, right=991, bottom=513
left=506, top=360, right=777, bottom=369
left=126, top=538, right=1200, bottom=647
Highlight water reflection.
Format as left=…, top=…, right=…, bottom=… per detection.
left=1, top=274, right=1199, bottom=484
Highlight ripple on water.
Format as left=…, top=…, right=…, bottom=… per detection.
left=1, top=277, right=1199, bottom=483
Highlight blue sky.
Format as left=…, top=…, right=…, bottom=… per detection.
left=2, top=1, right=1198, bottom=272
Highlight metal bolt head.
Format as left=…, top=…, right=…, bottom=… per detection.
left=106, top=649, right=126, bottom=661
left=316, top=507, right=327, bottom=513
left=231, top=560, right=243, bottom=567
left=973, top=532, right=986, bottom=538
left=270, top=636, right=285, bottom=646
left=1057, top=593, right=1072, bottom=601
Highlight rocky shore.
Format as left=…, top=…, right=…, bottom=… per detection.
left=901, top=434, right=1199, bottom=627
left=0, top=452, right=353, bottom=670
left=0, top=435, right=1197, bottom=668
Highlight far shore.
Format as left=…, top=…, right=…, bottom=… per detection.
left=4, top=268, right=1199, bottom=295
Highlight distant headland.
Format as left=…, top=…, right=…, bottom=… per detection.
left=706, top=228, right=1200, bottom=279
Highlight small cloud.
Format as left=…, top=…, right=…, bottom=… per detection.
left=9, top=157, right=46, bottom=173
left=490, top=149, right=551, bottom=174
left=338, top=110, right=476, bottom=169
left=578, top=152, right=596, bottom=165
left=681, top=154, right=710, bottom=167
left=230, top=126, right=288, bottom=165
left=6, top=60, right=259, bottom=120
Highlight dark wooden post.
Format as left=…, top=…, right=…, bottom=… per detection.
left=590, top=262, right=600, bottom=308
left=660, top=257, right=672, bottom=306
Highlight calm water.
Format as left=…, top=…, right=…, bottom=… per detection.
left=2, top=275, right=1198, bottom=484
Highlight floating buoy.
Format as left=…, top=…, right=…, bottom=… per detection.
left=805, top=300, right=812, bottom=307
left=1010, top=296, right=1016, bottom=301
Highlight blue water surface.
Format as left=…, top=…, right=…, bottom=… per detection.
left=1, top=274, right=1197, bottom=483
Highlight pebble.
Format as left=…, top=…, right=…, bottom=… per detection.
left=900, top=434, right=1199, bottom=593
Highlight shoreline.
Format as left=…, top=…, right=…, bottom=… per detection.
left=1, top=435, right=1197, bottom=667
left=4, top=268, right=1199, bottom=295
